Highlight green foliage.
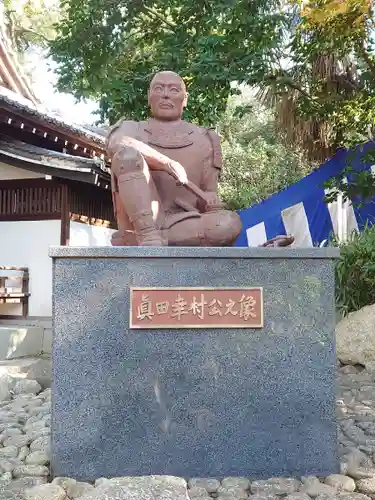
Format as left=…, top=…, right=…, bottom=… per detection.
left=323, top=146, right=375, bottom=207
left=324, top=168, right=375, bottom=208
left=333, top=224, right=375, bottom=316
left=3, top=0, right=59, bottom=52
left=256, top=0, right=375, bottom=165
left=49, top=0, right=289, bottom=124
left=253, top=0, right=375, bottom=205
left=217, top=95, right=313, bottom=210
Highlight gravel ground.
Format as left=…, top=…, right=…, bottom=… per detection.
left=1, top=364, right=375, bottom=499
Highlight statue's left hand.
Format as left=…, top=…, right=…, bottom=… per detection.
left=261, top=235, right=295, bottom=247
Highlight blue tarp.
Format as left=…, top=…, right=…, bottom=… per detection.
left=235, top=141, right=375, bottom=247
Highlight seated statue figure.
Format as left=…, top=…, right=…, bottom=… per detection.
left=106, top=70, right=294, bottom=248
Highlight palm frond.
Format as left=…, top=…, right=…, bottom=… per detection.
left=257, top=53, right=359, bottom=162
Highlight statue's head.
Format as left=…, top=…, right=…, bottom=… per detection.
left=148, top=71, right=187, bottom=121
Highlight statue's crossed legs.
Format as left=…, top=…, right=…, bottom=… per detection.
left=110, top=147, right=242, bottom=247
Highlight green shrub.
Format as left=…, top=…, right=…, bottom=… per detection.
left=217, top=96, right=313, bottom=210
left=334, top=224, right=375, bottom=316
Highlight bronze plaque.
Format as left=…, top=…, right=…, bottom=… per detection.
left=130, top=287, right=263, bottom=329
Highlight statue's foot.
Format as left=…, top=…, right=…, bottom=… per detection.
left=137, top=230, right=166, bottom=246
left=111, top=230, right=138, bottom=246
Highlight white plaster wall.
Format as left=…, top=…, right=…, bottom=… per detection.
left=0, top=162, right=44, bottom=180
left=0, top=220, right=60, bottom=316
left=70, top=221, right=115, bottom=246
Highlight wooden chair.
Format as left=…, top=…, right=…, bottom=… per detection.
left=0, top=267, right=30, bottom=317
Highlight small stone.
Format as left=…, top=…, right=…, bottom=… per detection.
left=315, top=494, right=338, bottom=500
left=30, top=436, right=50, bottom=453
left=0, top=376, right=15, bottom=402
left=25, top=415, right=42, bottom=427
left=11, top=402, right=28, bottom=413
left=217, top=487, right=248, bottom=500
left=357, top=478, right=375, bottom=495
left=341, top=462, right=349, bottom=475
left=346, top=449, right=368, bottom=464
left=0, top=446, right=18, bottom=458
left=81, top=476, right=187, bottom=500
left=13, top=379, right=41, bottom=396
left=0, top=412, right=17, bottom=422
left=365, top=362, right=375, bottom=373
left=26, top=428, right=50, bottom=443
left=1, top=479, right=47, bottom=500
left=189, top=487, right=210, bottom=498
left=337, top=407, right=348, bottom=418
left=0, top=458, right=22, bottom=473
left=0, top=471, right=12, bottom=482
left=104, top=476, right=187, bottom=488
left=3, top=476, right=47, bottom=491
left=18, top=446, right=29, bottom=461
left=3, top=434, right=31, bottom=448
left=26, top=451, right=50, bottom=465
left=189, top=478, right=221, bottom=493
left=12, top=464, right=49, bottom=478
left=251, top=478, right=301, bottom=496
left=24, top=421, right=47, bottom=432
left=222, top=478, right=251, bottom=490
left=29, top=405, right=50, bottom=417
left=358, top=423, right=375, bottom=437
left=324, top=474, right=356, bottom=492
left=67, top=482, right=95, bottom=498
left=249, top=496, right=278, bottom=500
left=0, top=428, right=22, bottom=439
left=40, top=388, right=51, bottom=398
left=301, top=477, right=320, bottom=484
left=337, top=494, right=372, bottom=500
left=340, top=366, right=360, bottom=375
left=285, top=495, right=311, bottom=500
left=0, top=422, right=23, bottom=431
left=26, top=359, right=52, bottom=390
left=24, top=484, right=67, bottom=500
left=94, top=478, right=108, bottom=487
left=51, top=477, right=77, bottom=489
left=25, top=398, right=43, bottom=409
left=347, top=467, right=375, bottom=480
left=301, top=476, right=337, bottom=498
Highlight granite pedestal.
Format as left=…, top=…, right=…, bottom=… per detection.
left=50, top=247, right=339, bottom=481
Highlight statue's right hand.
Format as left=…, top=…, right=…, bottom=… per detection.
left=166, top=160, right=188, bottom=185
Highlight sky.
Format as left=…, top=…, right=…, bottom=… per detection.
left=26, top=49, right=99, bottom=126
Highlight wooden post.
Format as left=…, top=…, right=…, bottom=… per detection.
left=60, top=184, right=70, bottom=246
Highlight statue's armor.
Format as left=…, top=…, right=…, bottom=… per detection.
left=109, top=119, right=221, bottom=229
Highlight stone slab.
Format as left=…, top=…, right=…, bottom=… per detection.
left=49, top=246, right=339, bottom=259
left=0, top=326, right=43, bottom=360
left=0, top=356, right=46, bottom=377
left=42, top=328, right=52, bottom=355
left=50, top=246, right=339, bottom=481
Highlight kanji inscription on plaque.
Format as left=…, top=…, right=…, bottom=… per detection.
left=130, top=288, right=263, bottom=329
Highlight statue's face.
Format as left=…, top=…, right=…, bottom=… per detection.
left=148, top=72, right=187, bottom=121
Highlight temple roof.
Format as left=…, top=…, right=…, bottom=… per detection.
left=0, top=84, right=106, bottom=149
left=0, top=19, right=107, bottom=156
left=0, top=135, right=110, bottom=187
left=0, top=19, right=114, bottom=192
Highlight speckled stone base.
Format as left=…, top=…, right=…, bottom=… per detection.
left=50, top=247, right=340, bottom=481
